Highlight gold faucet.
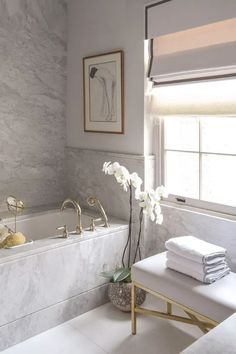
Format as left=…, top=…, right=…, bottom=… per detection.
left=87, top=196, right=109, bottom=228
left=60, top=198, right=82, bottom=235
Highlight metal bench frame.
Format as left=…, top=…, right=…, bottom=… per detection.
left=131, top=281, right=219, bottom=335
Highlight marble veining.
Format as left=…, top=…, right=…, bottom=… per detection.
left=145, top=204, right=236, bottom=272
left=0, top=0, right=67, bottom=211
left=0, top=284, right=108, bottom=352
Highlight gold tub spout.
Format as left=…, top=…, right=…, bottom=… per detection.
left=60, top=198, right=82, bottom=235
left=87, top=196, right=109, bottom=227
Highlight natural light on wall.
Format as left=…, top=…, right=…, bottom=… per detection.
left=151, top=78, right=236, bottom=214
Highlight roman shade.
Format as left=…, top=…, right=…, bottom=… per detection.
left=146, top=0, right=236, bottom=84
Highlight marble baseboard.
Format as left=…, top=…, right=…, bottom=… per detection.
left=0, top=284, right=108, bottom=352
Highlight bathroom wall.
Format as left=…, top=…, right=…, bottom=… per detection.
left=0, top=0, right=67, bottom=211
left=67, top=0, right=150, bottom=155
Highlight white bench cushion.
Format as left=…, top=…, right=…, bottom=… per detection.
left=131, top=252, right=236, bottom=323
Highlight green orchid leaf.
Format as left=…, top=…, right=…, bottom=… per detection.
left=113, top=267, right=131, bottom=283
left=100, top=270, right=115, bottom=280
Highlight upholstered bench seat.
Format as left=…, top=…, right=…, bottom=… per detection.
left=131, top=252, right=236, bottom=323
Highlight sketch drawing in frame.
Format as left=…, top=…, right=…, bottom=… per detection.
left=83, top=50, right=124, bottom=134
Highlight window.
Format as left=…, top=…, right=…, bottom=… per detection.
left=162, top=116, right=236, bottom=214
left=152, top=79, right=236, bottom=215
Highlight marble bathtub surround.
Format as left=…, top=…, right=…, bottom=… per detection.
left=0, top=206, right=129, bottom=351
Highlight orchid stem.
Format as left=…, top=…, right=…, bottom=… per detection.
left=121, top=184, right=132, bottom=268
left=133, top=208, right=143, bottom=264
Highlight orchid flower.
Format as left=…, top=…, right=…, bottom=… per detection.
left=102, top=161, right=167, bottom=267
left=130, top=172, right=143, bottom=190
left=102, top=162, right=131, bottom=191
left=155, top=185, right=169, bottom=199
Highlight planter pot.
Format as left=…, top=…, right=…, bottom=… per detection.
left=108, top=282, right=146, bottom=312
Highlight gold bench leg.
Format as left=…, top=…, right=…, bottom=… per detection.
left=167, top=302, right=172, bottom=315
left=131, top=282, right=137, bottom=335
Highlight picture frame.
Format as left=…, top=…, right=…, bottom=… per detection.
left=83, top=50, right=124, bottom=134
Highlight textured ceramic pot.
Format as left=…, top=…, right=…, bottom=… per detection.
left=108, top=282, right=146, bottom=312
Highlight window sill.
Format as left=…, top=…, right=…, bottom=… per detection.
left=161, top=200, right=236, bottom=223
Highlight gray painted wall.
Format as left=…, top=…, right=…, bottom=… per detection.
left=67, top=0, right=149, bottom=154
left=0, top=0, right=67, bottom=211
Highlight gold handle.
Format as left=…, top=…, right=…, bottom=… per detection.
left=56, top=225, right=69, bottom=238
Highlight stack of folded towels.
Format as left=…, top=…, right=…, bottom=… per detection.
left=165, top=236, right=230, bottom=284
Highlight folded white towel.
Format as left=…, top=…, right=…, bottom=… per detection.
left=166, top=259, right=230, bottom=284
left=167, top=251, right=228, bottom=275
left=165, top=236, right=226, bottom=264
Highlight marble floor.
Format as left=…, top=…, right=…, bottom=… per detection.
left=1, top=296, right=201, bottom=354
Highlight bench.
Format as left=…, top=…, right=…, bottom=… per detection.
left=131, top=252, right=236, bottom=335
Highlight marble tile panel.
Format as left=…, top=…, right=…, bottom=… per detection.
left=0, top=0, right=67, bottom=211
left=66, top=147, right=149, bottom=221
left=145, top=205, right=236, bottom=271
left=0, top=284, right=108, bottom=352
left=0, top=228, right=128, bottom=327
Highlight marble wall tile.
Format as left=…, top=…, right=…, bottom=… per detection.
left=66, top=147, right=162, bottom=264
left=0, top=283, right=108, bottom=352
left=145, top=205, right=236, bottom=272
left=66, top=147, right=148, bottom=221
left=0, top=0, right=67, bottom=211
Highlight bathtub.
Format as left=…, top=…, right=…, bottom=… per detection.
left=3, top=208, right=96, bottom=241
left=0, top=205, right=128, bottom=351
left=0, top=206, right=127, bottom=263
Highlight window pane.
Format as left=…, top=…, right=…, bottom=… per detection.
left=165, top=151, right=199, bottom=199
left=164, top=117, right=199, bottom=152
left=201, top=117, right=236, bottom=154
left=201, top=154, right=236, bottom=207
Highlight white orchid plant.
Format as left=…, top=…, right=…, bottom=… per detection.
left=100, top=161, right=168, bottom=283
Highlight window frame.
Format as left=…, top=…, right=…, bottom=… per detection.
left=159, top=116, right=236, bottom=216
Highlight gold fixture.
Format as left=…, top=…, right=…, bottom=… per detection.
left=60, top=198, right=82, bottom=235
left=87, top=196, right=109, bottom=228
left=6, top=196, right=24, bottom=232
left=56, top=225, right=69, bottom=238
left=89, top=217, right=104, bottom=231
left=131, top=281, right=218, bottom=335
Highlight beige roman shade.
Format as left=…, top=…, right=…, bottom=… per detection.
left=146, top=0, right=236, bottom=84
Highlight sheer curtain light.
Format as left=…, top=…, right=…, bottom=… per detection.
left=151, top=79, right=236, bottom=116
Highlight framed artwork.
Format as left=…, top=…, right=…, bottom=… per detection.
left=83, top=50, right=124, bottom=134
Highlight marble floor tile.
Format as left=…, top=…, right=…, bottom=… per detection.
left=1, top=295, right=201, bottom=354
left=70, top=295, right=201, bottom=354
left=1, top=323, right=106, bottom=354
